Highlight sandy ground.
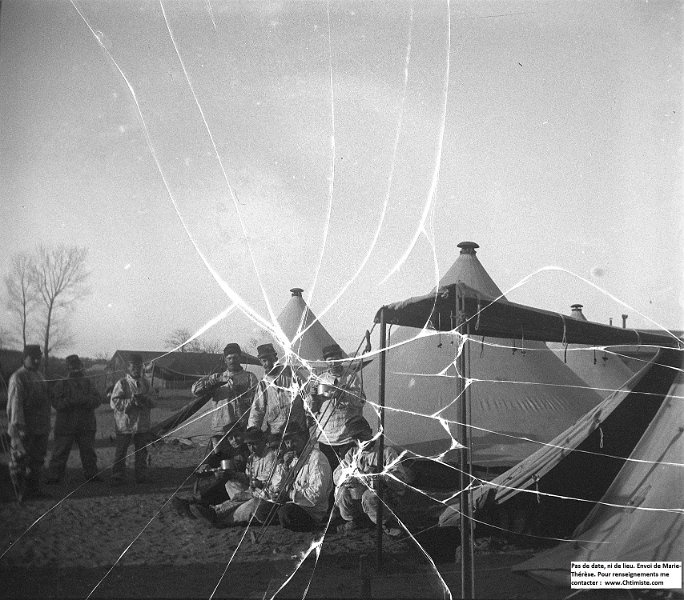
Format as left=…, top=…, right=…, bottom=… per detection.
left=0, top=402, right=638, bottom=599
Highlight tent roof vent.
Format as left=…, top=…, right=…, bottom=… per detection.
left=290, top=288, right=303, bottom=297
left=457, top=241, right=479, bottom=255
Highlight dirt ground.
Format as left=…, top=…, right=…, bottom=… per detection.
left=0, top=401, right=639, bottom=599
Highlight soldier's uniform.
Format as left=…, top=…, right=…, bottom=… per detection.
left=47, top=355, right=102, bottom=483
left=6, top=345, right=51, bottom=499
left=110, top=354, right=156, bottom=483
left=191, top=343, right=259, bottom=446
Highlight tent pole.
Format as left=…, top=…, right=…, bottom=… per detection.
left=457, top=295, right=474, bottom=598
left=376, top=307, right=387, bottom=569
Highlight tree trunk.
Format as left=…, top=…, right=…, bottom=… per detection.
left=43, top=301, right=53, bottom=376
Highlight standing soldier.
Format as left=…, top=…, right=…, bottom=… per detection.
left=46, top=354, right=103, bottom=484
left=110, top=353, right=156, bottom=485
left=191, top=343, right=259, bottom=455
left=6, top=345, right=51, bottom=501
left=248, top=343, right=308, bottom=436
left=306, top=344, right=366, bottom=470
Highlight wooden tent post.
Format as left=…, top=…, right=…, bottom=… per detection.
left=376, top=307, right=387, bottom=569
left=457, top=293, right=475, bottom=598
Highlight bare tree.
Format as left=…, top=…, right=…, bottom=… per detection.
left=30, top=245, right=90, bottom=374
left=165, top=328, right=202, bottom=352
left=165, top=328, right=223, bottom=353
left=197, top=337, right=223, bottom=354
left=4, top=252, right=38, bottom=348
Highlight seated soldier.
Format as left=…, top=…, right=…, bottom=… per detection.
left=193, top=424, right=250, bottom=505
left=333, top=416, right=412, bottom=537
left=184, top=428, right=280, bottom=527
left=269, top=422, right=333, bottom=532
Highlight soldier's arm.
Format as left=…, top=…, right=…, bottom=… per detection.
left=109, top=380, right=133, bottom=413
left=247, top=381, right=267, bottom=431
left=7, top=373, right=27, bottom=439
left=193, top=371, right=231, bottom=399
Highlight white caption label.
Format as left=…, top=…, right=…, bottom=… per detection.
left=571, top=562, right=682, bottom=589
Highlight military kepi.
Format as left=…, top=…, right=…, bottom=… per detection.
left=128, top=353, right=143, bottom=365
left=257, top=343, right=277, bottom=358
left=23, top=344, right=42, bottom=359
left=66, top=354, right=82, bottom=367
left=223, top=343, right=242, bottom=356
left=322, top=344, right=343, bottom=359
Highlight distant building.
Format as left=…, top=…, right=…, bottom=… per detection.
left=106, top=350, right=228, bottom=391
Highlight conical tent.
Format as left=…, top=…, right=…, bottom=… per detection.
left=364, top=242, right=605, bottom=467
left=275, top=288, right=347, bottom=363
left=512, top=349, right=684, bottom=588
left=548, top=304, right=637, bottom=398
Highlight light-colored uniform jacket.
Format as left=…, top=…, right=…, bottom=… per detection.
left=110, top=374, right=155, bottom=434
left=333, top=445, right=411, bottom=494
left=191, top=368, right=258, bottom=436
left=272, top=447, right=332, bottom=522
left=248, top=366, right=308, bottom=435
left=7, top=366, right=50, bottom=439
left=309, top=370, right=365, bottom=446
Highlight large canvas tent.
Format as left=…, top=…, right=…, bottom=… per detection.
left=376, top=280, right=681, bottom=597
left=511, top=349, right=684, bottom=589
left=364, top=242, right=607, bottom=467
left=438, top=347, right=680, bottom=537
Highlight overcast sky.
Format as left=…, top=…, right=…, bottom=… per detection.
left=0, top=0, right=681, bottom=358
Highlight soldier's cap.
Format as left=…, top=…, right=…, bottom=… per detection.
left=347, top=415, right=373, bottom=442
left=223, top=343, right=242, bottom=356
left=127, top=353, right=144, bottom=365
left=282, top=422, right=307, bottom=440
left=23, top=345, right=42, bottom=359
left=322, top=344, right=343, bottom=360
left=243, top=428, right=264, bottom=444
left=66, top=354, right=82, bottom=367
left=257, top=343, right=278, bottom=359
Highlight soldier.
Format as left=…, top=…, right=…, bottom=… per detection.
left=333, top=416, right=410, bottom=536
left=47, top=354, right=103, bottom=484
left=191, top=343, right=259, bottom=456
left=6, top=345, right=51, bottom=501
left=181, top=428, right=280, bottom=527
left=306, top=344, right=365, bottom=470
left=248, top=343, right=308, bottom=436
left=270, top=422, right=333, bottom=532
left=110, top=353, right=157, bottom=484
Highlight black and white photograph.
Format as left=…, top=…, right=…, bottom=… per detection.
left=0, top=1, right=682, bottom=598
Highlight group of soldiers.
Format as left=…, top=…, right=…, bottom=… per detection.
left=5, top=340, right=411, bottom=536
left=173, top=341, right=411, bottom=535
left=6, top=346, right=103, bottom=500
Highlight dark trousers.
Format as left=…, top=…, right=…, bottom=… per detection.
left=278, top=502, right=317, bottom=532
left=9, top=433, right=49, bottom=493
left=197, top=477, right=230, bottom=505
left=49, top=430, right=98, bottom=479
left=112, top=432, right=149, bottom=480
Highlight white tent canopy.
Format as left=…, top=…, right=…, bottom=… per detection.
left=363, top=241, right=606, bottom=467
